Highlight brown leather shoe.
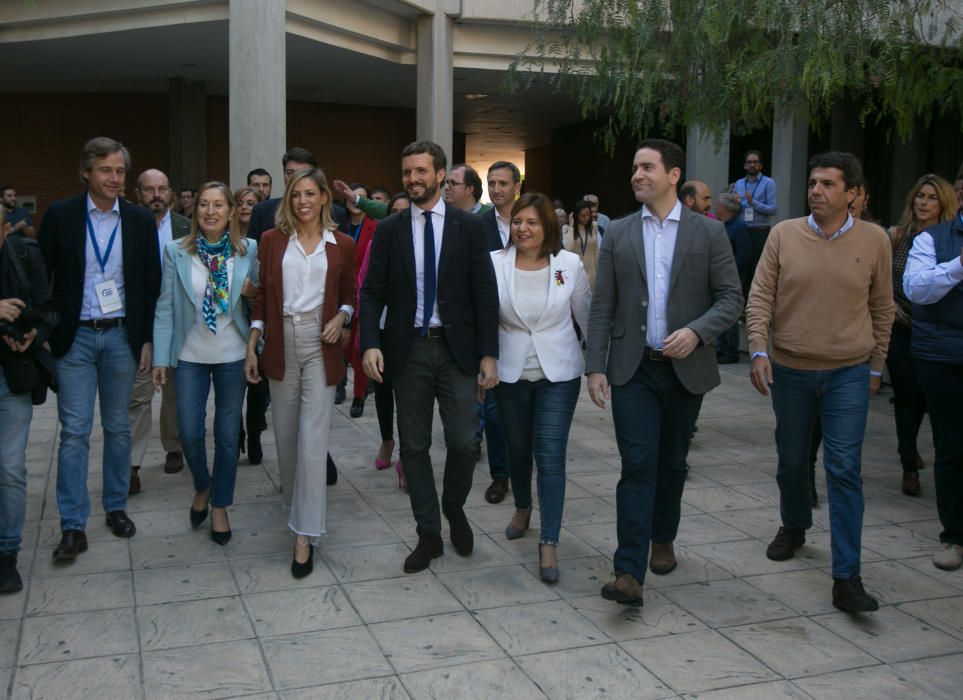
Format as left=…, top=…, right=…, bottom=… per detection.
left=165, top=451, right=184, bottom=474
left=128, top=466, right=141, bottom=496
left=901, top=470, right=921, bottom=496
left=649, top=541, right=677, bottom=575
left=600, top=572, right=644, bottom=606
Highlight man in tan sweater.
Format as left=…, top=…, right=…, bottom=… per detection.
left=746, top=152, right=894, bottom=613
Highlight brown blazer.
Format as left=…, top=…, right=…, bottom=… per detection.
left=252, top=228, right=357, bottom=385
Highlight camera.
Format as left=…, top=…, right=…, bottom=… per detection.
left=0, top=307, right=58, bottom=344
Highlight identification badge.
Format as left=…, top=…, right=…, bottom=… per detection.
left=744, top=207, right=754, bottom=223
left=95, top=279, right=123, bottom=314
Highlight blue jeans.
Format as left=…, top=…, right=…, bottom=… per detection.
left=495, top=377, right=580, bottom=545
left=476, top=389, right=509, bottom=480
left=175, top=360, right=246, bottom=508
left=0, top=372, right=33, bottom=554
left=55, top=326, right=138, bottom=531
left=771, top=362, right=870, bottom=579
left=611, top=360, right=703, bottom=583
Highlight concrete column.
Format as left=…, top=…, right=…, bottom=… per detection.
left=686, top=124, right=730, bottom=199
left=229, top=0, right=286, bottom=190
left=772, top=101, right=810, bottom=221
left=416, top=12, right=454, bottom=161
left=168, top=78, right=207, bottom=192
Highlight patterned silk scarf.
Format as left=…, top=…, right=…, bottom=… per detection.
left=195, top=233, right=232, bottom=333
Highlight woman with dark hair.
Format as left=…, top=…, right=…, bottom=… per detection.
left=887, top=173, right=957, bottom=496
left=246, top=168, right=356, bottom=578
left=563, top=199, right=600, bottom=288
left=361, top=192, right=410, bottom=487
left=152, top=181, right=258, bottom=545
left=492, top=192, right=592, bottom=583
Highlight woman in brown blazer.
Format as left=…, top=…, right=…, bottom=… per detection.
left=245, top=168, right=356, bottom=579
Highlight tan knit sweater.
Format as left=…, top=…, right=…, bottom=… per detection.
left=746, top=217, right=894, bottom=372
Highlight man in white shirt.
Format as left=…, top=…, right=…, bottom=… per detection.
left=127, top=169, right=188, bottom=494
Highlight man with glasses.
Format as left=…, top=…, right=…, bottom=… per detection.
left=733, top=150, right=777, bottom=284
left=444, top=164, right=491, bottom=215
left=126, top=169, right=188, bottom=494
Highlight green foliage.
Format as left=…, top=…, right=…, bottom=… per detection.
left=509, top=0, right=963, bottom=148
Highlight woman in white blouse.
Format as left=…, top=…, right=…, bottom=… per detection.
left=493, top=192, right=592, bottom=583
left=152, top=182, right=258, bottom=545
left=246, top=169, right=356, bottom=579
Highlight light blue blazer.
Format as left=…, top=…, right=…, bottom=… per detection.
left=152, top=237, right=258, bottom=368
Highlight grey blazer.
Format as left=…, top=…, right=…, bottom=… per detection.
left=585, top=205, right=743, bottom=395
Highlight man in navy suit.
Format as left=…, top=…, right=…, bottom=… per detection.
left=39, top=137, right=161, bottom=561
left=360, top=140, right=499, bottom=574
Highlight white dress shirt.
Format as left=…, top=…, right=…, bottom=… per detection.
left=641, top=200, right=682, bottom=349
left=903, top=215, right=963, bottom=304
left=514, top=266, right=551, bottom=381
left=157, top=209, right=174, bottom=270
left=179, top=256, right=246, bottom=363
left=494, top=208, right=510, bottom=247
left=80, top=194, right=125, bottom=320
left=411, top=198, right=445, bottom=328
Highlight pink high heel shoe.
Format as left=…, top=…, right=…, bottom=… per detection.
left=375, top=457, right=392, bottom=470
left=395, top=460, right=407, bottom=491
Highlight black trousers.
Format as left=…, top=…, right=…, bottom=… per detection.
left=746, top=226, right=771, bottom=288
left=886, top=325, right=928, bottom=471
left=916, top=358, right=963, bottom=546
left=393, top=335, right=478, bottom=537
left=374, top=377, right=394, bottom=442
left=245, top=374, right=269, bottom=435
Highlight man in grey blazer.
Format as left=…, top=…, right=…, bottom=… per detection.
left=586, top=139, right=743, bottom=606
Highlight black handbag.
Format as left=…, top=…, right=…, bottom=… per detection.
left=0, top=236, right=57, bottom=403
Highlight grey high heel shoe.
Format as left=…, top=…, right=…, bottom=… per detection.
left=539, top=543, right=559, bottom=583
left=505, top=509, right=532, bottom=540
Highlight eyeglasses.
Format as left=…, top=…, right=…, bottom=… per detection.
left=744, top=160, right=761, bottom=165
left=445, top=179, right=464, bottom=187
left=140, top=186, right=171, bottom=195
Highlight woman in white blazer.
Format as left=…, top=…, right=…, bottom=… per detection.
left=492, top=192, right=591, bottom=583
left=152, top=181, right=257, bottom=545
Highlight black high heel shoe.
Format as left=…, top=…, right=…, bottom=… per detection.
left=190, top=490, right=211, bottom=530
left=210, top=508, right=232, bottom=546
left=291, top=540, right=314, bottom=579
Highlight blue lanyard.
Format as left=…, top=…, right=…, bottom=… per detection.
left=86, top=210, right=119, bottom=274
left=350, top=221, right=363, bottom=242
left=746, top=176, right=764, bottom=201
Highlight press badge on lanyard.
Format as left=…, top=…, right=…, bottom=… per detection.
left=87, top=212, right=124, bottom=314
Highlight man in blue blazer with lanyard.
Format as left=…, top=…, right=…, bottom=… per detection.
left=360, top=140, right=500, bottom=574
left=586, top=139, right=743, bottom=606
left=39, top=137, right=161, bottom=561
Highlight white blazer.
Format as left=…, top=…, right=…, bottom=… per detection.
left=491, top=247, right=592, bottom=383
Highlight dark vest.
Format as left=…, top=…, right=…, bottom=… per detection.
left=911, top=214, right=963, bottom=364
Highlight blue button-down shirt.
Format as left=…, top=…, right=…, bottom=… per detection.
left=641, top=200, right=682, bottom=349
left=733, top=174, right=777, bottom=227
left=903, top=213, right=963, bottom=304
left=80, top=195, right=126, bottom=320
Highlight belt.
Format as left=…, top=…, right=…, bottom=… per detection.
left=79, top=318, right=125, bottom=331
left=417, top=326, right=445, bottom=338
left=643, top=346, right=666, bottom=362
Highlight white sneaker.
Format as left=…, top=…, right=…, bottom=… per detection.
left=933, top=543, right=963, bottom=571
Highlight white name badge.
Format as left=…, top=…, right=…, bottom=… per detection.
left=744, top=207, right=754, bottom=223
left=95, top=279, right=124, bottom=314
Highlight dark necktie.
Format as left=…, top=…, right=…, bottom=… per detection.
left=421, top=210, right=436, bottom=335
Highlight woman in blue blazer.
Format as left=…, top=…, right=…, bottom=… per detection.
left=151, top=182, right=258, bottom=544
left=492, top=192, right=591, bottom=583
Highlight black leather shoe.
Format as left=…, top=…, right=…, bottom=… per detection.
left=248, top=431, right=263, bottom=465
left=446, top=507, right=474, bottom=556
left=350, top=397, right=364, bottom=418
left=291, top=542, right=314, bottom=579
left=52, top=530, right=88, bottom=561
left=105, top=511, right=136, bottom=538
left=484, top=478, right=509, bottom=504
left=335, top=382, right=346, bottom=405
left=327, top=454, right=338, bottom=486
left=833, top=574, right=879, bottom=612
left=210, top=508, right=231, bottom=545
left=190, top=505, right=209, bottom=529
left=0, top=553, right=23, bottom=593
left=766, top=526, right=805, bottom=561
left=404, top=535, right=444, bottom=573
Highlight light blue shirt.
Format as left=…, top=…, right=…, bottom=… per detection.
left=902, top=215, right=963, bottom=304
left=80, top=195, right=125, bottom=320
left=807, top=213, right=855, bottom=241
left=733, top=174, right=777, bottom=227
left=641, top=200, right=682, bottom=349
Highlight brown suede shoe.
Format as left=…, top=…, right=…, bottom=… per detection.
left=128, top=467, right=141, bottom=496
left=901, top=470, right=921, bottom=496
left=165, top=451, right=184, bottom=474
left=600, top=572, right=644, bottom=606
left=649, top=541, right=677, bottom=575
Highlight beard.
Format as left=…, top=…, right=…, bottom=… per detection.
left=407, top=180, right=438, bottom=206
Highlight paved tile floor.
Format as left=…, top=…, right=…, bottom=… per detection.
left=3, top=363, right=962, bottom=699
